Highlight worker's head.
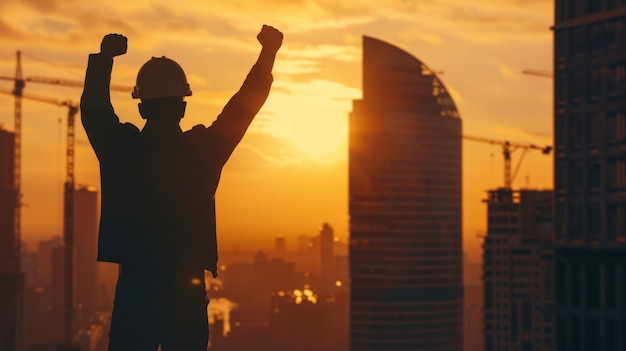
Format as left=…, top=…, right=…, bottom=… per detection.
left=132, top=56, right=191, bottom=122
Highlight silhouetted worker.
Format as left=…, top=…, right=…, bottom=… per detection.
left=80, top=25, right=283, bottom=351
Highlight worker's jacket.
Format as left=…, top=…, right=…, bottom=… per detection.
left=80, top=54, right=272, bottom=277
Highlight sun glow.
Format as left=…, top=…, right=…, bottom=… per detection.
left=289, top=104, right=346, bottom=157
left=257, top=79, right=358, bottom=161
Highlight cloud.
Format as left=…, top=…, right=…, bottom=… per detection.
left=224, top=131, right=304, bottom=173
left=399, top=28, right=446, bottom=45
left=447, top=9, right=550, bottom=35
left=0, top=0, right=553, bottom=47
left=281, top=43, right=360, bottom=62
left=274, top=58, right=320, bottom=75
left=0, top=18, right=25, bottom=41
left=2, top=0, right=63, bottom=13
left=381, top=0, right=551, bottom=43
left=487, top=60, right=521, bottom=81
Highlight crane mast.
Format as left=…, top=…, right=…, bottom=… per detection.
left=13, top=51, right=23, bottom=272
left=63, top=103, right=76, bottom=346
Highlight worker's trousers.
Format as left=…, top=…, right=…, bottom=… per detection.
left=107, top=263, right=209, bottom=351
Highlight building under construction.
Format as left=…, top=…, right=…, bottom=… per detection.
left=551, top=2, right=626, bottom=350
left=483, top=188, right=553, bottom=351
left=0, top=127, right=23, bottom=351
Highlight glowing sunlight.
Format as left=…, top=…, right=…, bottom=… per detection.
left=289, top=104, right=346, bottom=157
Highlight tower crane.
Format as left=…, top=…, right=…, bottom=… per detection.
left=463, top=135, right=552, bottom=189
left=522, top=70, right=554, bottom=78
left=0, top=87, right=78, bottom=344
left=0, top=50, right=131, bottom=348
left=0, top=52, right=90, bottom=279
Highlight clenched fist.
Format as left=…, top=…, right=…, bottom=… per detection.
left=100, top=34, right=127, bottom=58
left=257, top=25, right=283, bottom=53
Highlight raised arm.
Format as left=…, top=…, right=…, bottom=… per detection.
left=80, top=34, right=128, bottom=160
left=209, top=25, right=283, bottom=161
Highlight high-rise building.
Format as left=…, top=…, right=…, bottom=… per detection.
left=0, top=128, right=23, bottom=351
left=319, top=222, right=334, bottom=283
left=349, top=36, right=463, bottom=350
left=36, top=236, right=62, bottom=287
left=0, top=128, right=17, bottom=273
left=483, top=189, right=553, bottom=351
left=297, top=235, right=312, bottom=253
left=73, top=185, right=99, bottom=327
left=51, top=245, right=66, bottom=318
left=552, top=2, right=626, bottom=351
left=274, top=235, right=286, bottom=255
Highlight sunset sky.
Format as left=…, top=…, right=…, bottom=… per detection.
left=0, top=0, right=554, bottom=262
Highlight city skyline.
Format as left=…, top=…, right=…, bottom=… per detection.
left=0, top=0, right=554, bottom=262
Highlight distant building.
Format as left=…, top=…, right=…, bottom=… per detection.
left=25, top=245, right=66, bottom=345
left=23, top=237, right=61, bottom=347
left=464, top=252, right=484, bottom=351
left=349, top=36, right=463, bottom=350
left=483, top=189, right=552, bottom=351
left=51, top=246, right=65, bottom=323
left=464, top=285, right=484, bottom=351
left=97, top=262, right=117, bottom=311
left=73, top=185, right=99, bottom=327
left=222, top=254, right=297, bottom=307
left=333, top=237, right=349, bottom=256
left=551, top=2, right=626, bottom=351
left=36, top=236, right=62, bottom=287
left=297, top=235, right=312, bottom=253
left=21, top=248, right=37, bottom=288
left=274, top=235, right=286, bottom=255
left=319, top=223, right=334, bottom=283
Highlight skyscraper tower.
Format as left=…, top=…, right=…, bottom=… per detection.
left=552, top=2, right=626, bottom=351
left=349, top=36, right=463, bottom=351
left=0, top=128, right=23, bottom=351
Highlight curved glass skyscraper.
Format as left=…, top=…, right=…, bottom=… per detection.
left=349, top=36, right=463, bottom=351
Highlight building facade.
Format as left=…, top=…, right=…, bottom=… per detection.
left=349, top=36, right=463, bottom=351
left=552, top=1, right=626, bottom=350
left=483, top=189, right=553, bottom=351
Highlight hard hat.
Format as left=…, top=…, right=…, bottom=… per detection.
left=132, top=56, right=192, bottom=99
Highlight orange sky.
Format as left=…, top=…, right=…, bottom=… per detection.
left=0, top=0, right=554, bottom=262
